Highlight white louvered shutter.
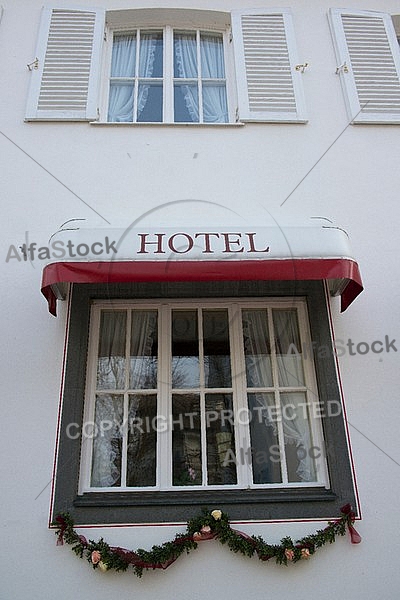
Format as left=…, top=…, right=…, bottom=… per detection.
left=329, top=9, right=400, bottom=124
left=231, top=8, right=307, bottom=122
left=26, top=7, right=105, bottom=121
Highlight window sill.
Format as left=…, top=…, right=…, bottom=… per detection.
left=89, top=121, right=245, bottom=127
left=75, top=488, right=336, bottom=507
left=71, top=488, right=339, bottom=525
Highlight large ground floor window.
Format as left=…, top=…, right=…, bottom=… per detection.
left=52, top=280, right=358, bottom=525
left=79, top=299, right=328, bottom=494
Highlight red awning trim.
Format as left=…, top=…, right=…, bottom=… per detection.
left=41, top=258, right=363, bottom=316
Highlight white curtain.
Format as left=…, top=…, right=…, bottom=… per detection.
left=274, top=310, right=305, bottom=387
left=174, top=33, right=227, bottom=122
left=108, top=32, right=158, bottom=122
left=130, top=310, right=158, bottom=388
left=108, top=34, right=136, bottom=122
left=91, top=395, right=123, bottom=487
left=243, top=309, right=272, bottom=387
left=201, top=34, right=228, bottom=123
left=243, top=309, right=315, bottom=482
left=92, top=310, right=157, bottom=487
left=174, top=33, right=199, bottom=121
left=97, top=311, right=126, bottom=389
left=137, top=33, right=158, bottom=117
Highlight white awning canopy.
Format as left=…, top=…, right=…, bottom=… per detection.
left=41, top=223, right=363, bottom=315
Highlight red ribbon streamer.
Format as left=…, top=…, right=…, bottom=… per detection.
left=55, top=515, right=67, bottom=546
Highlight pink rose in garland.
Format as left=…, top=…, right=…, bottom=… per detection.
left=91, top=550, right=101, bottom=565
left=284, top=549, right=294, bottom=562
left=193, top=524, right=214, bottom=541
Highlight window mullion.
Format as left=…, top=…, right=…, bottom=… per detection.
left=159, top=305, right=171, bottom=489
left=198, top=308, right=207, bottom=486
left=268, top=307, right=289, bottom=485
left=133, top=29, right=140, bottom=122
left=229, top=304, right=251, bottom=488
left=120, top=309, right=131, bottom=488
left=197, top=30, right=204, bottom=123
left=164, top=26, right=173, bottom=122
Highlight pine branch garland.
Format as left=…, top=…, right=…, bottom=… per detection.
left=52, top=503, right=361, bottom=576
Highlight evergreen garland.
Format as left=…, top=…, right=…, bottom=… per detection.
left=53, top=504, right=361, bottom=577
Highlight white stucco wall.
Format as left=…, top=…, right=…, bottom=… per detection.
left=1, top=0, right=399, bottom=598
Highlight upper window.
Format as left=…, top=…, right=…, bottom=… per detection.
left=25, top=7, right=308, bottom=123
left=51, top=280, right=357, bottom=525
left=107, top=29, right=228, bottom=123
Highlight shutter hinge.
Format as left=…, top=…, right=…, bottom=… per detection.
left=235, top=107, right=240, bottom=122
left=229, top=30, right=233, bottom=43
left=104, top=29, right=107, bottom=42
left=27, top=57, right=39, bottom=71
left=335, top=62, right=348, bottom=74
left=295, top=62, right=309, bottom=73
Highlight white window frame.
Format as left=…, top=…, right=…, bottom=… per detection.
left=101, top=23, right=233, bottom=124
left=78, top=297, right=329, bottom=495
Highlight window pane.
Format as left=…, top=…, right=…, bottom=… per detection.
left=203, top=309, right=231, bottom=387
left=172, top=310, right=200, bottom=388
left=91, top=395, right=123, bottom=487
left=174, top=32, right=197, bottom=78
left=172, top=394, right=202, bottom=485
left=242, top=309, right=272, bottom=388
left=97, top=310, right=126, bottom=389
left=281, top=392, right=317, bottom=483
left=174, top=83, right=199, bottom=122
left=206, top=394, right=237, bottom=485
left=200, top=33, right=225, bottom=78
left=127, top=394, right=157, bottom=486
left=139, top=31, right=163, bottom=78
left=111, top=33, right=136, bottom=77
left=130, top=310, right=158, bottom=389
left=137, top=83, right=163, bottom=122
left=108, top=82, right=134, bottom=122
left=248, top=393, right=282, bottom=484
left=202, top=83, right=228, bottom=123
left=273, top=310, right=305, bottom=387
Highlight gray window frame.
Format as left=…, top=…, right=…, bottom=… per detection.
left=51, top=280, right=357, bottom=525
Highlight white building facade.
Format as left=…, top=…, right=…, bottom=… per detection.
left=1, top=0, right=400, bottom=598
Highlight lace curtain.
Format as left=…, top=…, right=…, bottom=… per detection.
left=91, top=311, right=157, bottom=487
left=174, top=32, right=228, bottom=122
left=108, top=31, right=228, bottom=122
left=243, top=309, right=316, bottom=483
left=108, top=33, right=158, bottom=122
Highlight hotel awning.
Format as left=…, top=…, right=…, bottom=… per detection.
left=41, top=223, right=363, bottom=316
